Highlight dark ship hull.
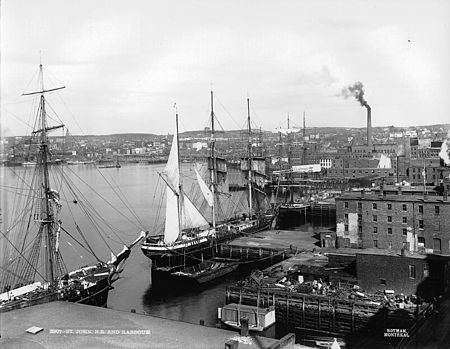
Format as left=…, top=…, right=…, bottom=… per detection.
left=0, top=276, right=111, bottom=313
left=277, top=203, right=309, bottom=228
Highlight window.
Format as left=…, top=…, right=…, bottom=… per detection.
left=419, top=220, right=424, bottom=229
left=357, top=202, right=362, bottom=210
left=402, top=204, right=407, bottom=211
left=387, top=203, right=392, bottom=210
left=419, top=205, right=423, bottom=214
left=344, top=224, right=349, bottom=232
left=402, top=217, right=407, bottom=224
left=344, top=213, right=349, bottom=220
left=433, top=238, right=442, bottom=252
left=373, top=226, right=378, bottom=234
left=344, top=202, right=348, bottom=209
left=380, top=279, right=386, bottom=285
left=373, top=203, right=377, bottom=210
left=387, top=216, right=392, bottom=223
left=435, top=206, right=440, bottom=215
left=388, top=227, right=392, bottom=234
left=409, top=265, right=416, bottom=279
left=402, top=228, right=407, bottom=236
left=424, top=264, right=429, bottom=278
left=373, top=240, right=378, bottom=248
left=358, top=226, right=362, bottom=233
left=388, top=241, right=393, bottom=248
left=358, top=214, right=362, bottom=221
left=373, top=215, right=377, bottom=222
left=418, top=237, right=425, bottom=247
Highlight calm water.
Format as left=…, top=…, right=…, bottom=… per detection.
left=0, top=163, right=333, bottom=333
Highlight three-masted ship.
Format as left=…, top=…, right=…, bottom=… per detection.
left=141, top=93, right=275, bottom=277
left=0, top=64, right=146, bottom=313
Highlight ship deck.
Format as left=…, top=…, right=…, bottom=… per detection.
left=0, top=301, right=299, bottom=349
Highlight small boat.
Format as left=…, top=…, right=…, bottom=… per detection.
left=99, top=158, right=121, bottom=168
left=218, top=303, right=276, bottom=332
left=170, top=258, right=239, bottom=285
left=300, top=335, right=346, bottom=348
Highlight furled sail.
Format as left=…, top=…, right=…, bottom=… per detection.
left=195, top=168, right=213, bottom=207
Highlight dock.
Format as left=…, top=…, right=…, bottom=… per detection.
left=0, top=301, right=299, bottom=349
left=217, top=228, right=444, bottom=347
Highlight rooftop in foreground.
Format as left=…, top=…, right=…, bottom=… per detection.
left=0, top=301, right=295, bottom=349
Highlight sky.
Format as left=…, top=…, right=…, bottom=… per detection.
left=1, top=0, right=449, bottom=136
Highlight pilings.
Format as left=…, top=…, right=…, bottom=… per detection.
left=225, top=285, right=429, bottom=335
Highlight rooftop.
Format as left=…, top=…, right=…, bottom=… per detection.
left=0, top=301, right=284, bottom=349
left=339, top=190, right=449, bottom=204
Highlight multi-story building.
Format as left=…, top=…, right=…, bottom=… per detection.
left=336, top=183, right=450, bottom=254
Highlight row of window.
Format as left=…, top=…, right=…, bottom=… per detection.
left=344, top=225, right=425, bottom=234
left=370, top=238, right=442, bottom=253
left=345, top=201, right=440, bottom=215
left=411, top=167, right=439, bottom=173
left=411, top=174, right=437, bottom=180
left=344, top=213, right=425, bottom=227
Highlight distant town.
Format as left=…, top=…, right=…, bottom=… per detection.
left=2, top=123, right=449, bottom=186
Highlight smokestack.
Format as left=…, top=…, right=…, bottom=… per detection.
left=339, top=82, right=372, bottom=147
left=367, top=106, right=372, bottom=147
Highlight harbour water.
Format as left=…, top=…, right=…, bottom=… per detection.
left=0, top=163, right=334, bottom=336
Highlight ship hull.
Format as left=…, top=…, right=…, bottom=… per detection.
left=0, top=277, right=111, bottom=313
left=277, top=205, right=308, bottom=228
left=63, top=275, right=112, bottom=307
left=142, top=218, right=273, bottom=280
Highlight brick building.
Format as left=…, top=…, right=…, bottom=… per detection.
left=335, top=184, right=450, bottom=253
left=356, top=249, right=450, bottom=300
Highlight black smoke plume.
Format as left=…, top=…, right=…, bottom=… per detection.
left=341, top=81, right=370, bottom=109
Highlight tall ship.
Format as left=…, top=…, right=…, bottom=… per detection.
left=275, top=113, right=311, bottom=227
left=0, top=64, right=146, bottom=312
left=141, top=93, right=275, bottom=277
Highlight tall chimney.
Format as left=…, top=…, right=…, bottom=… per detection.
left=367, top=106, right=372, bottom=147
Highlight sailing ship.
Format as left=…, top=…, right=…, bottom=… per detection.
left=0, top=64, right=146, bottom=313
left=99, top=157, right=121, bottom=168
left=275, top=113, right=310, bottom=227
left=141, top=93, right=275, bottom=277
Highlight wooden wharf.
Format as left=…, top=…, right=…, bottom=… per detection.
left=225, top=285, right=432, bottom=336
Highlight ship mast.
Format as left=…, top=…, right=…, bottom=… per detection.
left=247, top=98, right=253, bottom=218
left=175, top=111, right=182, bottom=236
left=210, top=91, right=216, bottom=229
left=23, top=64, right=65, bottom=283
left=287, top=113, right=293, bottom=203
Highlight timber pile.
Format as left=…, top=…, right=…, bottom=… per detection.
left=226, top=268, right=431, bottom=335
